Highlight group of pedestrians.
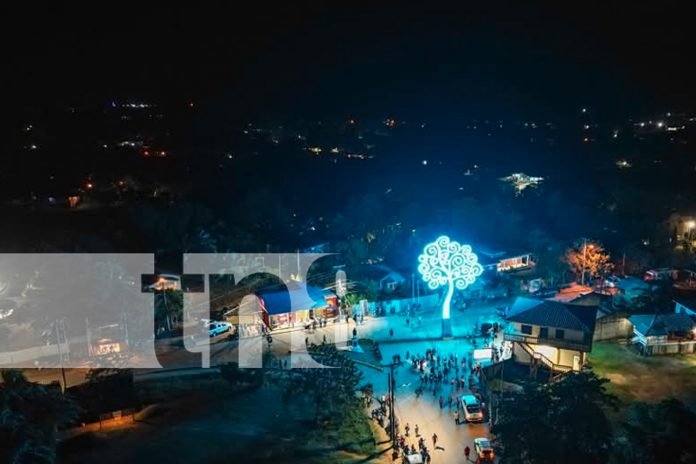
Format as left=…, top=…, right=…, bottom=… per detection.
left=393, top=422, right=437, bottom=463
left=410, top=348, right=483, bottom=398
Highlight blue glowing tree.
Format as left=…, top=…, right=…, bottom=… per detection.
left=418, top=236, right=483, bottom=334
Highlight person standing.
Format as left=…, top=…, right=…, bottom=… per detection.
left=464, top=445, right=471, bottom=460
left=454, top=410, right=460, bottom=425
left=389, top=328, right=394, bottom=338
left=432, top=433, right=438, bottom=447
left=438, top=395, right=444, bottom=409
left=415, top=424, right=419, bottom=437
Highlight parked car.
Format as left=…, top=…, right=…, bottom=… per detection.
left=474, top=437, right=495, bottom=462
left=208, top=322, right=233, bottom=337
left=461, top=394, right=484, bottom=423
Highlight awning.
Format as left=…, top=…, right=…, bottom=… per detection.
left=258, top=283, right=334, bottom=315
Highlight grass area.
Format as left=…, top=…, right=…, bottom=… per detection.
left=61, top=381, right=379, bottom=464
left=588, top=341, right=696, bottom=408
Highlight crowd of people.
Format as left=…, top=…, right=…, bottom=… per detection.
left=368, top=343, right=493, bottom=462
left=410, top=347, right=485, bottom=399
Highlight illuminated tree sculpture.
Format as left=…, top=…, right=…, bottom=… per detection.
left=418, top=235, right=483, bottom=337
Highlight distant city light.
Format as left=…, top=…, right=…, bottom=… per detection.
left=422, top=160, right=428, bottom=165
left=500, top=172, right=544, bottom=195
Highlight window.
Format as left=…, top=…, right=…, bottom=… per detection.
left=521, top=324, right=532, bottom=335
left=555, top=329, right=565, bottom=339
left=539, top=327, right=548, bottom=338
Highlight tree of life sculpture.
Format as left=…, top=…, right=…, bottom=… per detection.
left=418, top=235, right=483, bottom=337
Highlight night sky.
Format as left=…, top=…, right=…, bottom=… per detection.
left=5, top=2, right=696, bottom=120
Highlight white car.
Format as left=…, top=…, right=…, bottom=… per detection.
left=461, top=394, right=484, bottom=423
left=208, top=322, right=233, bottom=337
left=474, top=437, right=495, bottom=462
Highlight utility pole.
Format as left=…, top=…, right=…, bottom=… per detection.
left=411, top=273, right=415, bottom=303
left=387, top=363, right=397, bottom=447
left=55, top=320, right=68, bottom=392
left=296, top=249, right=301, bottom=280
left=86, top=318, right=92, bottom=357
left=495, top=357, right=505, bottom=426
left=122, top=312, right=129, bottom=348
left=581, top=238, right=588, bottom=286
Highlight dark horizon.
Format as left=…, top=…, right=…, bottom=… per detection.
left=5, top=3, right=696, bottom=119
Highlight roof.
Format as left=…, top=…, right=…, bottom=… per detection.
left=474, top=245, right=532, bottom=266
left=507, top=297, right=598, bottom=333
left=569, top=292, right=619, bottom=318
left=674, top=296, right=696, bottom=311
left=629, top=313, right=695, bottom=337
left=257, top=282, right=334, bottom=315
left=615, top=277, right=650, bottom=292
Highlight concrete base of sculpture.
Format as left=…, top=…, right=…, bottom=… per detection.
left=442, top=319, right=453, bottom=339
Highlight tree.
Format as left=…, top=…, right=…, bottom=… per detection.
left=343, top=293, right=360, bottom=310
left=274, top=344, right=363, bottom=423
left=154, top=289, right=183, bottom=332
left=527, top=228, right=552, bottom=255
left=0, top=370, right=80, bottom=464
left=493, top=371, right=617, bottom=464
left=630, top=283, right=673, bottom=314
left=219, top=362, right=264, bottom=391
left=615, top=399, right=696, bottom=463
left=564, top=239, right=612, bottom=284
left=535, top=241, right=568, bottom=286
